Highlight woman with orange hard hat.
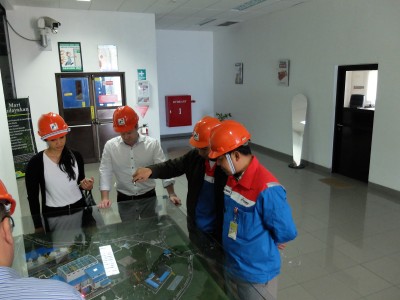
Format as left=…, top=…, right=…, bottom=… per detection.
left=25, top=112, right=94, bottom=232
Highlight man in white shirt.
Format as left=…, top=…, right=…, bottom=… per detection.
left=98, top=106, right=177, bottom=221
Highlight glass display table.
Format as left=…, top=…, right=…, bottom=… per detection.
left=12, top=197, right=228, bottom=300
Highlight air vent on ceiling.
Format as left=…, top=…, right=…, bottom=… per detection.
left=198, top=18, right=216, bottom=26
left=218, top=21, right=239, bottom=27
left=232, top=0, right=267, bottom=11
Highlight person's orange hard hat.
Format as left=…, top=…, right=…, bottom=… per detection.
left=208, top=120, right=251, bottom=159
left=38, top=112, right=70, bottom=141
left=113, top=106, right=139, bottom=133
left=0, top=180, right=16, bottom=215
left=189, top=116, right=221, bottom=148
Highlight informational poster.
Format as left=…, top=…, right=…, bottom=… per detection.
left=235, top=62, right=243, bottom=84
left=278, top=59, right=290, bottom=86
left=6, top=98, right=37, bottom=178
left=98, top=45, right=118, bottom=71
left=137, top=80, right=150, bottom=106
left=58, top=42, right=83, bottom=72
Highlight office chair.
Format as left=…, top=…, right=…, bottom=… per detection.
left=349, top=94, right=365, bottom=108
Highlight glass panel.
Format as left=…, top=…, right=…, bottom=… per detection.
left=94, top=76, right=123, bottom=108
left=344, top=70, right=378, bottom=109
left=60, top=77, right=90, bottom=109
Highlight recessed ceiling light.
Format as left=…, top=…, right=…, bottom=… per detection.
left=77, top=0, right=91, bottom=2
left=232, top=0, right=267, bottom=11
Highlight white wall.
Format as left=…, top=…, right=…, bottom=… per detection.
left=7, top=6, right=160, bottom=151
left=0, top=71, right=22, bottom=235
left=156, top=30, right=213, bottom=136
left=213, top=0, right=400, bottom=191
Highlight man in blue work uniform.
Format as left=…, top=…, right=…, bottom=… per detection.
left=209, top=120, right=297, bottom=300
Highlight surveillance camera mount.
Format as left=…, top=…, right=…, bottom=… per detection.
left=37, top=16, right=61, bottom=47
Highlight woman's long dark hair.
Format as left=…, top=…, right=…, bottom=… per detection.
left=58, top=146, right=76, bottom=181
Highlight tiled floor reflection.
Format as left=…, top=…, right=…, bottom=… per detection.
left=17, top=137, right=400, bottom=299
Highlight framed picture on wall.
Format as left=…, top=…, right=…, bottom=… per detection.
left=278, top=59, right=289, bottom=86
left=58, top=42, right=83, bottom=72
left=235, top=62, right=243, bottom=84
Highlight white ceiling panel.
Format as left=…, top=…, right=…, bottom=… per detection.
left=89, top=0, right=125, bottom=11
left=60, top=0, right=90, bottom=10
left=10, top=0, right=60, bottom=8
left=208, top=0, right=247, bottom=10
left=6, top=0, right=311, bottom=31
left=183, top=0, right=222, bottom=10
left=117, top=0, right=157, bottom=12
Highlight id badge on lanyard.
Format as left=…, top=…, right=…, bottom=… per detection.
left=228, top=207, right=239, bottom=240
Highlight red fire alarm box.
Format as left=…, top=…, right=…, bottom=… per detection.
left=165, top=95, right=192, bottom=127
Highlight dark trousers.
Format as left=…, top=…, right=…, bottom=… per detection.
left=117, top=189, right=157, bottom=222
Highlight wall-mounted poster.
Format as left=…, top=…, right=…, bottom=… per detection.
left=98, top=45, right=118, bottom=71
left=58, top=42, right=83, bottom=72
left=6, top=98, right=37, bottom=178
left=137, top=80, right=150, bottom=106
left=278, top=60, right=289, bottom=86
left=235, top=62, right=243, bottom=84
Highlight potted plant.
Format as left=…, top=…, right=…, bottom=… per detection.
left=216, top=112, right=232, bottom=121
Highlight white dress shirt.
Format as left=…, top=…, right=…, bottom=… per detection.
left=99, top=134, right=174, bottom=196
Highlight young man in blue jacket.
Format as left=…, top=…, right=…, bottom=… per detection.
left=209, top=120, right=297, bottom=300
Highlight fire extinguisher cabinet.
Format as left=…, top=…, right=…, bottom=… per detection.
left=165, top=95, right=192, bottom=127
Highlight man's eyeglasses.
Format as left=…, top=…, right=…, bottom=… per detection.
left=1, top=215, right=14, bottom=232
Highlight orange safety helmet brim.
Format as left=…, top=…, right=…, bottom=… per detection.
left=189, top=116, right=221, bottom=148
left=113, top=106, right=139, bottom=133
left=0, top=180, right=16, bottom=215
left=208, top=120, right=251, bottom=159
left=38, top=112, right=70, bottom=141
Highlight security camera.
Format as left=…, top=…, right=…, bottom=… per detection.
left=37, top=16, right=61, bottom=34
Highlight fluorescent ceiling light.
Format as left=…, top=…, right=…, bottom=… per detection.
left=232, top=0, right=267, bottom=11
left=77, top=0, right=91, bottom=2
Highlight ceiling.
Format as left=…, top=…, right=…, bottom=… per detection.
left=2, top=0, right=308, bottom=31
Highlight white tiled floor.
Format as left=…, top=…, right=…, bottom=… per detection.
left=161, top=138, right=400, bottom=300
left=16, top=137, right=400, bottom=299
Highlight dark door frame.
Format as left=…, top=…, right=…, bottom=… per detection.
left=332, top=63, right=378, bottom=180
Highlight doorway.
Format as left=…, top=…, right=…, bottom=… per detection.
left=55, top=72, right=126, bottom=163
left=332, top=64, right=378, bottom=182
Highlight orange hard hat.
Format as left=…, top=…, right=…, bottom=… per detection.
left=0, top=180, right=16, bottom=215
left=189, top=116, right=221, bottom=148
left=113, top=106, right=139, bottom=133
left=38, top=112, right=70, bottom=141
left=208, top=120, right=251, bottom=159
